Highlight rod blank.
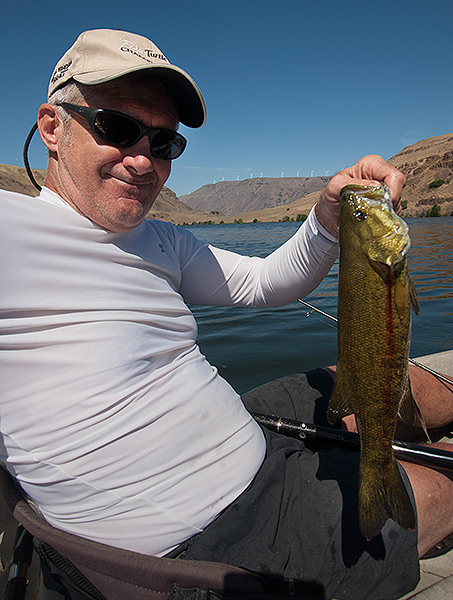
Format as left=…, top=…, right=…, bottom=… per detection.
left=253, top=413, right=453, bottom=471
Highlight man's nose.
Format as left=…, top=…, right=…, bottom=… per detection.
left=122, top=136, right=154, bottom=175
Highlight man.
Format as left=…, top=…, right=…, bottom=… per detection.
left=1, top=29, right=452, bottom=600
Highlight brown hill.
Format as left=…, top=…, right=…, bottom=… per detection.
left=387, top=133, right=453, bottom=216
left=180, top=176, right=331, bottom=216
left=0, top=164, right=47, bottom=196
left=223, top=190, right=322, bottom=223
left=0, top=164, right=212, bottom=225
left=144, top=186, right=214, bottom=224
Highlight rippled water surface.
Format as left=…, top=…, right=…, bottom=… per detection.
left=186, top=218, right=453, bottom=394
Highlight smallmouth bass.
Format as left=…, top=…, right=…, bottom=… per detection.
left=327, top=183, right=420, bottom=540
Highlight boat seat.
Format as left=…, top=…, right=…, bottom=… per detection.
left=0, top=467, right=301, bottom=600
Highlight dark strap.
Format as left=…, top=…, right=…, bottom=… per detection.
left=34, top=540, right=107, bottom=600
left=169, top=586, right=247, bottom=600
left=3, top=526, right=34, bottom=600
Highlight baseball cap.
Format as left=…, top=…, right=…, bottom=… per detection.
left=48, top=29, right=206, bottom=128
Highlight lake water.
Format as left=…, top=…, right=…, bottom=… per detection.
left=185, top=218, right=453, bottom=395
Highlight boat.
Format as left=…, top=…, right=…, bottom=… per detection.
left=0, top=350, right=451, bottom=599
left=400, top=350, right=453, bottom=600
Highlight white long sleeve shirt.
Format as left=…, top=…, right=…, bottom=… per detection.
left=0, top=187, right=338, bottom=555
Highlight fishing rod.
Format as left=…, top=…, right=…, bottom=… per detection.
left=253, top=413, right=453, bottom=472
left=298, top=299, right=338, bottom=323
left=297, top=299, right=453, bottom=386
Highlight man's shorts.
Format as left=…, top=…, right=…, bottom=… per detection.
left=169, top=369, right=420, bottom=600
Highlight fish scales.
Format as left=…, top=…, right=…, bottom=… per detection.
left=327, top=183, right=419, bottom=540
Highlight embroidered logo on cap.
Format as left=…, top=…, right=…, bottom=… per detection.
left=120, top=38, right=168, bottom=63
left=50, top=61, right=73, bottom=85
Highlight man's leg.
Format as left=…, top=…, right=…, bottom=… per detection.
left=401, top=451, right=453, bottom=557
left=407, top=364, right=453, bottom=428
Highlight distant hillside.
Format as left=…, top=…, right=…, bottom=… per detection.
left=0, top=164, right=46, bottom=196
left=222, top=190, right=322, bottom=224
left=180, top=176, right=331, bottom=216
left=0, top=164, right=212, bottom=225
left=387, top=133, right=453, bottom=216
left=144, top=186, right=213, bottom=224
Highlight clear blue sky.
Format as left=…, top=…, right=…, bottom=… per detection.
left=2, top=0, right=452, bottom=198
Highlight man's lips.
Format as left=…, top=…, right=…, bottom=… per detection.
left=106, top=173, right=158, bottom=189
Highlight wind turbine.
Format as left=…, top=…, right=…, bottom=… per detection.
left=311, top=169, right=314, bottom=177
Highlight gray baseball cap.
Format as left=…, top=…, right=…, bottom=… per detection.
left=48, top=29, right=206, bottom=128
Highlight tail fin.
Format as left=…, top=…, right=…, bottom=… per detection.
left=359, top=459, right=416, bottom=541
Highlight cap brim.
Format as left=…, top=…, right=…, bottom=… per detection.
left=74, top=63, right=206, bottom=128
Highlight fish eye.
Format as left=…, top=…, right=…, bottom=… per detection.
left=354, top=210, right=367, bottom=221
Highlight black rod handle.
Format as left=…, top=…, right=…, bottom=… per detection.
left=252, top=413, right=453, bottom=471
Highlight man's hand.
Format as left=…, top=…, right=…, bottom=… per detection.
left=315, top=154, right=406, bottom=237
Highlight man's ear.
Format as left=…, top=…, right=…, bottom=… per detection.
left=37, top=103, right=64, bottom=152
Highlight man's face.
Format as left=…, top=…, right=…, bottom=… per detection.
left=44, top=78, right=178, bottom=232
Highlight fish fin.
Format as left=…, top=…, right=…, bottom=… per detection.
left=327, top=386, right=352, bottom=425
left=398, top=380, right=431, bottom=442
left=359, top=459, right=416, bottom=540
left=394, top=277, right=409, bottom=320
left=409, top=277, right=420, bottom=316
left=398, top=382, right=416, bottom=426
left=411, top=385, right=431, bottom=443
left=368, top=258, right=391, bottom=283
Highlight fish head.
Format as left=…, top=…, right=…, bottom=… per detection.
left=339, top=184, right=410, bottom=272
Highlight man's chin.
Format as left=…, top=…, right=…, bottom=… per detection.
left=103, top=197, right=156, bottom=232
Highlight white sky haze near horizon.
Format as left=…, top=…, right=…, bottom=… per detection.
left=2, top=0, right=452, bottom=197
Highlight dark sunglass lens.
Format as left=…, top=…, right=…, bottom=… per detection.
left=94, top=112, right=140, bottom=146
left=89, top=108, right=186, bottom=158
left=151, top=131, right=186, bottom=159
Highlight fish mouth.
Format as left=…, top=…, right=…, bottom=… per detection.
left=366, top=222, right=410, bottom=267
left=380, top=221, right=409, bottom=242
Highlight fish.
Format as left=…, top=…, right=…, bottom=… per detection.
left=327, top=183, right=420, bottom=540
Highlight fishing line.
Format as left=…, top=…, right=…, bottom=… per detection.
left=297, top=299, right=453, bottom=386
left=407, top=358, right=453, bottom=387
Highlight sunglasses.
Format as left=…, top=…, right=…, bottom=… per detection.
left=57, top=102, right=187, bottom=160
